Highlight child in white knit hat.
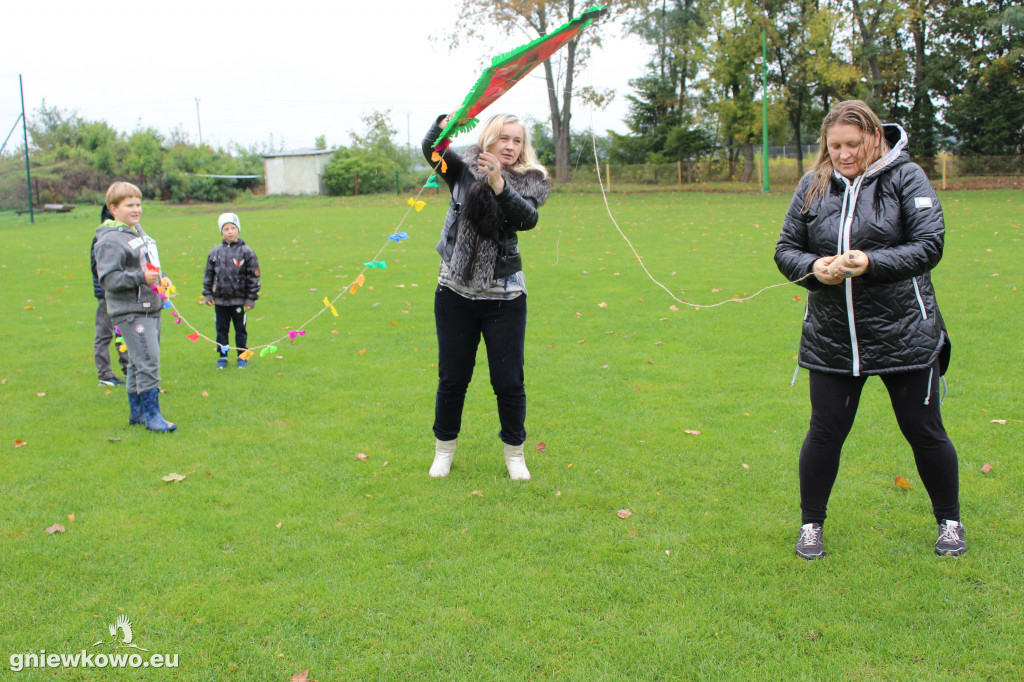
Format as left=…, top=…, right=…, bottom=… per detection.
left=202, top=212, right=261, bottom=369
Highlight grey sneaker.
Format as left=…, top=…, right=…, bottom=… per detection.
left=98, top=376, right=126, bottom=387
left=795, top=523, right=825, bottom=560
left=935, top=520, right=966, bottom=556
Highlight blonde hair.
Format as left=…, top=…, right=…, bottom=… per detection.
left=803, top=100, right=890, bottom=212
left=105, top=181, right=142, bottom=209
left=477, top=114, right=548, bottom=177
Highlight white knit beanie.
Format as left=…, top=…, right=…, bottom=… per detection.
left=218, top=212, right=241, bottom=232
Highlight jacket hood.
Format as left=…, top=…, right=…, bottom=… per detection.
left=95, top=220, right=139, bottom=239
left=860, top=123, right=908, bottom=181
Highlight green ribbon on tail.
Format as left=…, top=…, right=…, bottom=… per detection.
left=432, top=5, right=608, bottom=150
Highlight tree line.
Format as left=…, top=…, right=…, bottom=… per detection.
left=2, top=0, right=1021, bottom=206
left=0, top=101, right=266, bottom=210
left=448, top=0, right=1022, bottom=181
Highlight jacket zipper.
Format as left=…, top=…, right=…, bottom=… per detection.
left=912, top=277, right=928, bottom=319
left=837, top=174, right=864, bottom=376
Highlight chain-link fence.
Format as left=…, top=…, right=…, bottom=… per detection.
left=551, top=154, right=1023, bottom=193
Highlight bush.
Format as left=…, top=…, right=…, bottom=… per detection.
left=323, top=152, right=399, bottom=196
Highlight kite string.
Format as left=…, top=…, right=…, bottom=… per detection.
left=586, top=129, right=812, bottom=308
left=167, top=157, right=445, bottom=355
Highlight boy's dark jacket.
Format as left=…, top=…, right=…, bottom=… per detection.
left=91, top=203, right=115, bottom=299
left=203, top=239, right=261, bottom=307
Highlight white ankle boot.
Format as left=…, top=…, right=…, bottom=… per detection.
left=503, top=442, right=531, bottom=481
left=429, top=438, right=457, bottom=478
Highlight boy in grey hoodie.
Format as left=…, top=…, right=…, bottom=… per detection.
left=93, top=181, right=176, bottom=432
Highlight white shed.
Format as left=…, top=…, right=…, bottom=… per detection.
left=262, top=148, right=337, bottom=195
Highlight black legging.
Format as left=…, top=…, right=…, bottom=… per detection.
left=799, top=357, right=960, bottom=525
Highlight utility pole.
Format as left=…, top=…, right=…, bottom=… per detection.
left=761, top=4, right=770, bottom=193
left=195, top=97, right=203, bottom=147
left=20, top=74, right=33, bottom=223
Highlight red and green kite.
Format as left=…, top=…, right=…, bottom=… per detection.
left=433, top=4, right=608, bottom=150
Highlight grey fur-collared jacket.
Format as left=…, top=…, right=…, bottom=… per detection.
left=422, top=118, right=550, bottom=281
left=775, top=124, right=951, bottom=377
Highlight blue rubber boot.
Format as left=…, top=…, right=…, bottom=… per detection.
left=128, top=392, right=145, bottom=426
left=140, top=388, right=177, bottom=432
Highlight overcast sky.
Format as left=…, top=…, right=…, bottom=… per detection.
left=0, top=0, right=651, bottom=154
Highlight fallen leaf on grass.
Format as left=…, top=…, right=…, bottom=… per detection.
left=536, top=442, right=547, bottom=453
left=290, top=670, right=316, bottom=682
left=201, top=391, right=209, bottom=398
left=598, top=302, right=608, bottom=308
left=684, top=429, right=700, bottom=436
left=45, top=524, right=65, bottom=534
left=669, top=305, right=679, bottom=312
left=894, top=475, right=912, bottom=489
left=162, top=473, right=186, bottom=483
left=276, top=522, right=283, bottom=529
left=470, top=490, right=483, bottom=497
left=13, top=439, right=26, bottom=448
left=616, top=509, right=633, bottom=519
left=108, top=437, right=121, bottom=442
left=980, top=463, right=993, bottom=474
left=742, top=463, right=749, bottom=469
left=355, top=453, right=368, bottom=461
left=36, top=392, right=47, bottom=397
left=990, top=419, right=1007, bottom=425
left=67, top=513, right=75, bottom=523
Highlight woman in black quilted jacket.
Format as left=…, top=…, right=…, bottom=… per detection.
left=421, top=113, right=551, bottom=482
left=775, top=100, right=964, bottom=560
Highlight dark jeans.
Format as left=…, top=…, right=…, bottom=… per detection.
left=433, top=285, right=527, bottom=445
left=94, top=298, right=128, bottom=380
left=799, top=358, right=960, bottom=525
left=215, top=305, right=248, bottom=357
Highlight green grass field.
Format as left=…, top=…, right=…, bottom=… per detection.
left=1, top=189, right=1022, bottom=680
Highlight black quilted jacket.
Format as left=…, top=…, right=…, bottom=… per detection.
left=202, top=239, right=261, bottom=308
left=775, top=124, right=950, bottom=377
